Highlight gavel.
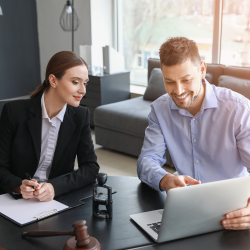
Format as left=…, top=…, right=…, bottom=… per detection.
left=22, top=220, right=101, bottom=250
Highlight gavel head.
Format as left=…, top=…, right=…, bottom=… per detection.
left=65, top=220, right=101, bottom=250
left=72, top=220, right=90, bottom=247
left=97, top=173, right=107, bottom=187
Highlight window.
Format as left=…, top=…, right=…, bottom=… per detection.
left=220, top=0, right=250, bottom=67
left=122, top=0, right=215, bottom=85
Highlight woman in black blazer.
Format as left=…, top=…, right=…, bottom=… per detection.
left=0, top=51, right=99, bottom=201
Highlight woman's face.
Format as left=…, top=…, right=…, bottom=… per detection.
left=50, top=65, right=89, bottom=107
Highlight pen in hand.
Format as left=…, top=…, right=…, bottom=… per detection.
left=25, top=173, right=35, bottom=190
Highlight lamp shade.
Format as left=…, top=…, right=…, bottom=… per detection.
left=60, top=1, right=80, bottom=31
left=0, top=6, right=3, bottom=15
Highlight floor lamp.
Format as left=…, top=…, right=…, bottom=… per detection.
left=60, top=0, right=80, bottom=52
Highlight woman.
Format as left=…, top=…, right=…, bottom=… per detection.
left=0, top=51, right=99, bottom=201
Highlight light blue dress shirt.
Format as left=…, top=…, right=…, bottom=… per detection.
left=137, top=80, right=250, bottom=191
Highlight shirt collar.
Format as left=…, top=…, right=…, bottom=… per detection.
left=201, top=78, right=218, bottom=110
left=41, top=92, right=67, bottom=122
left=170, top=79, right=218, bottom=111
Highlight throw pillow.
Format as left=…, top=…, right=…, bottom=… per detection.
left=218, top=75, right=250, bottom=100
left=205, top=72, right=213, bottom=84
left=143, top=68, right=165, bottom=101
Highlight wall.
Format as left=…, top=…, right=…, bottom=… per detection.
left=36, top=0, right=114, bottom=82
left=36, top=0, right=92, bottom=81
left=0, top=0, right=114, bottom=99
left=0, top=0, right=40, bottom=100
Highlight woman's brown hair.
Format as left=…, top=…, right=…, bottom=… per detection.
left=30, top=51, right=88, bottom=98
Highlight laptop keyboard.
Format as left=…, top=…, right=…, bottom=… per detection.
left=147, top=222, right=161, bottom=234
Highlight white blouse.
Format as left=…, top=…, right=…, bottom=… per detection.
left=33, top=92, right=67, bottom=182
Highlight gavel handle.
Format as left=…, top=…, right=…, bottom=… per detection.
left=22, top=230, right=74, bottom=238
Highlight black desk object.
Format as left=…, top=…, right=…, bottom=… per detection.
left=93, top=173, right=113, bottom=219
left=80, top=71, right=130, bottom=126
left=1, top=177, right=250, bottom=250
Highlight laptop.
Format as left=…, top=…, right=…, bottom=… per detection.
left=130, top=176, right=250, bottom=243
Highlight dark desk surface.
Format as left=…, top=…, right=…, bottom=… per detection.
left=129, top=230, right=250, bottom=250
left=1, top=176, right=250, bottom=250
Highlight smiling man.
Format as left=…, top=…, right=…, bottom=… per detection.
left=137, top=37, right=250, bottom=230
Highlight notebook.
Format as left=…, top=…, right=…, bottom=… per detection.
left=0, top=193, right=71, bottom=226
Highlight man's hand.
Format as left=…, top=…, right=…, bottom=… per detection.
left=159, top=173, right=201, bottom=192
left=34, top=183, right=55, bottom=202
left=222, top=197, right=250, bottom=230
left=20, top=179, right=40, bottom=199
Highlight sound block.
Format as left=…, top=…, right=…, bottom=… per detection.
left=63, top=236, right=101, bottom=250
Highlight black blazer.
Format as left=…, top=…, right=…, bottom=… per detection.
left=0, top=93, right=99, bottom=196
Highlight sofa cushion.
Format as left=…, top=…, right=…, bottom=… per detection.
left=94, top=96, right=151, bottom=138
left=205, top=72, right=213, bottom=84
left=218, top=75, right=250, bottom=100
left=206, top=63, right=225, bottom=86
left=144, top=68, right=214, bottom=102
left=148, top=58, right=161, bottom=80
left=144, top=68, right=165, bottom=101
left=224, top=66, right=250, bottom=81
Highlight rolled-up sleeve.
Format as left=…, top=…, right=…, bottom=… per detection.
left=137, top=105, right=168, bottom=191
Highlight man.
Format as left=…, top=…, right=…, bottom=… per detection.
left=137, top=37, right=250, bottom=230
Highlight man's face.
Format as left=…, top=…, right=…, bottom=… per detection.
left=162, top=59, right=205, bottom=109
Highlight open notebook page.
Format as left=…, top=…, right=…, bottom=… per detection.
left=0, top=194, right=69, bottom=225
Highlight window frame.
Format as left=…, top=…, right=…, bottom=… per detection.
left=114, top=0, right=224, bottom=86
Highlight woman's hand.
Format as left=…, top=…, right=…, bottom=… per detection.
left=34, top=183, right=55, bottom=202
left=20, top=179, right=40, bottom=199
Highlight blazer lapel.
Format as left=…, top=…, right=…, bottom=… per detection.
left=52, top=105, right=75, bottom=167
left=27, top=96, right=42, bottom=163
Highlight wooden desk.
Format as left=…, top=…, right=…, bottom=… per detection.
left=1, top=177, right=250, bottom=250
